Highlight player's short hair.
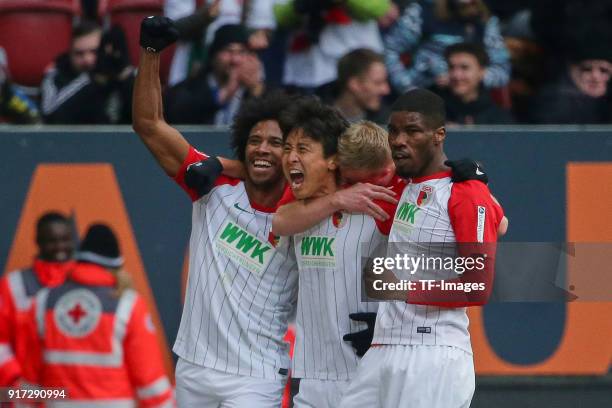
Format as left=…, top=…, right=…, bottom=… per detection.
left=444, top=42, right=490, bottom=67
left=338, top=121, right=391, bottom=171
left=390, top=89, right=446, bottom=129
left=36, top=212, right=70, bottom=239
left=337, top=49, right=384, bottom=91
left=71, top=20, right=102, bottom=41
left=231, top=91, right=293, bottom=162
left=279, top=96, right=349, bottom=158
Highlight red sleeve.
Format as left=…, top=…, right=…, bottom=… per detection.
left=406, top=180, right=502, bottom=307
left=0, top=276, right=21, bottom=386
left=124, top=295, right=174, bottom=408
left=448, top=180, right=503, bottom=244
left=173, top=146, right=239, bottom=201
left=374, top=175, right=406, bottom=235
left=276, top=185, right=296, bottom=208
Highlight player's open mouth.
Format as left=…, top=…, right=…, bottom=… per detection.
left=392, top=151, right=411, bottom=162
left=253, top=159, right=272, bottom=169
left=251, top=159, right=275, bottom=175
left=289, top=169, right=304, bottom=189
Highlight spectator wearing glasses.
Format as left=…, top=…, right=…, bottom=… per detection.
left=530, top=41, right=612, bottom=124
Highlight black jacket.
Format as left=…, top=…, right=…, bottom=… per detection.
left=435, top=87, right=515, bottom=125
left=40, top=53, right=134, bottom=124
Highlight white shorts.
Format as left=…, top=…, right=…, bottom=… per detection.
left=338, top=345, right=475, bottom=408
left=293, top=378, right=351, bottom=408
left=175, top=357, right=287, bottom=408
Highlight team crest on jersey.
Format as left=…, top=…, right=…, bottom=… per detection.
left=268, top=231, right=281, bottom=247
left=332, top=211, right=346, bottom=228
left=417, top=185, right=433, bottom=206
left=53, top=288, right=102, bottom=338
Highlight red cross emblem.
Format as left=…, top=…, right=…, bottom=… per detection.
left=68, top=303, right=87, bottom=324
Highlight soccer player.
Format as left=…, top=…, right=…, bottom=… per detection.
left=133, top=16, right=300, bottom=407
left=0, top=212, right=74, bottom=386
left=338, top=89, right=505, bottom=408
left=277, top=100, right=395, bottom=408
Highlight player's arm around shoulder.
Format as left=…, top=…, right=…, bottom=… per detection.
left=272, top=183, right=397, bottom=236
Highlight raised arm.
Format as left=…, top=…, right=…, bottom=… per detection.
left=133, top=17, right=246, bottom=180
left=132, top=17, right=188, bottom=177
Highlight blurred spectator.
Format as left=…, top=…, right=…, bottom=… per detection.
left=0, top=47, right=40, bottom=124
left=531, top=0, right=612, bottom=77
left=165, top=0, right=275, bottom=86
left=23, top=224, right=175, bottom=407
left=333, top=48, right=390, bottom=123
left=0, top=212, right=74, bottom=386
left=433, top=42, right=514, bottom=125
left=40, top=22, right=135, bottom=124
left=164, top=24, right=266, bottom=125
left=274, top=0, right=390, bottom=92
left=165, top=0, right=218, bottom=86
left=530, top=44, right=612, bottom=124
left=384, top=0, right=510, bottom=93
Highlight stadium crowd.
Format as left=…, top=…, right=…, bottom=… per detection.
left=0, top=0, right=611, bottom=126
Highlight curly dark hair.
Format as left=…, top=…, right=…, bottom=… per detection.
left=279, top=96, right=349, bottom=158
left=230, top=91, right=294, bottom=162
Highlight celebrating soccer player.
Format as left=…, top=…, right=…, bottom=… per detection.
left=338, top=89, right=505, bottom=408
left=133, top=16, right=299, bottom=407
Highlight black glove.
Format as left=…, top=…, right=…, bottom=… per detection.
left=140, top=16, right=179, bottom=53
left=94, top=25, right=131, bottom=79
left=342, top=312, right=376, bottom=357
left=445, top=159, right=488, bottom=184
left=185, top=157, right=224, bottom=197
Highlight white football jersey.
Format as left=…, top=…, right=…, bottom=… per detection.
left=173, top=148, right=298, bottom=380
left=372, top=171, right=502, bottom=353
left=292, top=211, right=385, bottom=380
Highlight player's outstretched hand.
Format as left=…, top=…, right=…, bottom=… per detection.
left=140, top=16, right=179, bottom=53
left=445, top=158, right=488, bottom=184
left=331, top=183, right=397, bottom=221
left=343, top=312, right=377, bottom=357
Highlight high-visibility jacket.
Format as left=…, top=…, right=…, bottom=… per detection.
left=0, top=259, right=72, bottom=385
left=24, top=262, right=174, bottom=408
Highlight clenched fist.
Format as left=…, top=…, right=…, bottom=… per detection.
left=140, top=16, right=179, bottom=53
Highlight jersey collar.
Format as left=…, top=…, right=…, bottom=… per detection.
left=411, top=170, right=452, bottom=184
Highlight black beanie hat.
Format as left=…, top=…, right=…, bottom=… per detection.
left=208, top=24, right=248, bottom=58
left=77, top=224, right=123, bottom=268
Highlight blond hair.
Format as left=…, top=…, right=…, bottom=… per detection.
left=337, top=121, right=391, bottom=171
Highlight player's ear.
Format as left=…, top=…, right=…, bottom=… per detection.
left=327, top=154, right=338, bottom=171
left=433, top=127, right=446, bottom=145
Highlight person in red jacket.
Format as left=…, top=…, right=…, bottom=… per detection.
left=23, top=224, right=174, bottom=408
left=0, top=212, right=74, bottom=386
